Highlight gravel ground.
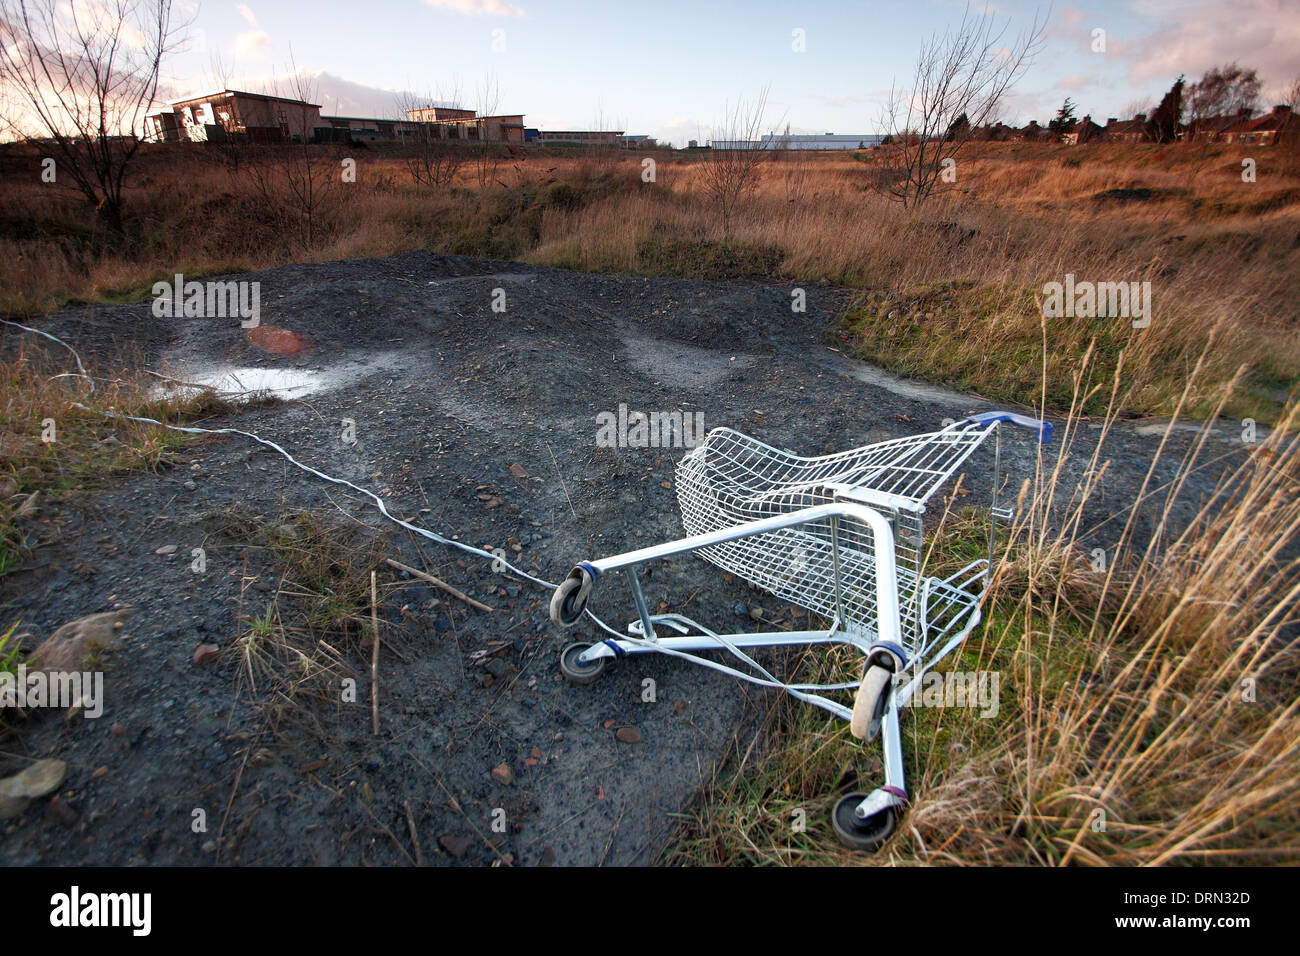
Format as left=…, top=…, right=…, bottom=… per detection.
left=0, top=250, right=1250, bottom=865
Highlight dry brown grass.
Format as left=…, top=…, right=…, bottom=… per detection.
left=1, top=138, right=1296, bottom=417
left=668, top=352, right=1300, bottom=866
left=0, top=333, right=237, bottom=577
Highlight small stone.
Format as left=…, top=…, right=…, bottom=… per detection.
left=91, top=766, right=110, bottom=780
left=490, top=762, right=513, bottom=785
left=0, top=794, right=29, bottom=820
left=733, top=603, right=748, bottom=617
left=44, top=796, right=78, bottom=828
left=615, top=727, right=642, bottom=744
left=538, top=845, right=556, bottom=867
left=202, top=840, right=217, bottom=853
left=192, top=643, right=219, bottom=665
left=183, top=480, right=197, bottom=491
left=439, top=834, right=474, bottom=858
left=0, top=759, right=67, bottom=805
left=749, top=607, right=764, bottom=621
left=28, top=610, right=131, bottom=673
left=155, top=545, right=178, bottom=555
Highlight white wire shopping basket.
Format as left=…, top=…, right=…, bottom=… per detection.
left=550, top=411, right=1052, bottom=850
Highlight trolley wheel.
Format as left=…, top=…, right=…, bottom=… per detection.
left=549, top=575, right=588, bottom=629
left=832, top=792, right=899, bottom=852
left=849, top=664, right=893, bottom=742
left=559, top=642, right=607, bottom=685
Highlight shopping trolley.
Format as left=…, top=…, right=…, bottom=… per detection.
left=549, top=411, right=1051, bottom=850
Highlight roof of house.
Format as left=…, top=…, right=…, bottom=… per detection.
left=1228, top=106, right=1294, bottom=135
left=1105, top=117, right=1146, bottom=136
left=1189, top=113, right=1242, bottom=135
left=169, top=89, right=321, bottom=109
left=321, top=115, right=417, bottom=125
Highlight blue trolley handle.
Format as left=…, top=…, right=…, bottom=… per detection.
left=961, top=411, right=1053, bottom=445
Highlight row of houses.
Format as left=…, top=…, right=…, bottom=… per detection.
left=143, top=89, right=647, bottom=148
left=1009, top=105, right=1294, bottom=146
left=1182, top=105, right=1295, bottom=145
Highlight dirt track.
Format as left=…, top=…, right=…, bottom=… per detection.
left=0, top=251, right=1246, bottom=865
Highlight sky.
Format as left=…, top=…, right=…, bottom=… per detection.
left=163, top=0, right=1300, bottom=146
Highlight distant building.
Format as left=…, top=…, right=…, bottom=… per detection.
left=1017, top=120, right=1047, bottom=141
left=143, top=109, right=182, bottom=143
left=1183, top=111, right=1241, bottom=143
left=973, top=122, right=1016, bottom=141
left=159, top=89, right=323, bottom=144
left=1221, top=105, right=1293, bottom=146
left=318, top=115, right=422, bottom=143
left=1062, top=115, right=1106, bottom=145
left=1104, top=115, right=1147, bottom=144
left=404, top=107, right=525, bottom=144
left=535, top=130, right=624, bottom=146
left=711, top=132, right=881, bottom=150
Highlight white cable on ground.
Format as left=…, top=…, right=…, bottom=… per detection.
left=12, top=320, right=860, bottom=701
left=70, top=403, right=555, bottom=591
left=1, top=317, right=93, bottom=391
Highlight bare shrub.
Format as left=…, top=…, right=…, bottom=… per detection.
left=0, top=0, right=182, bottom=233
left=876, top=4, right=1045, bottom=208
left=701, top=89, right=770, bottom=234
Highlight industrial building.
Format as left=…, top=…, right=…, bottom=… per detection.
left=711, top=132, right=882, bottom=150
left=535, top=130, right=624, bottom=146
left=148, top=89, right=324, bottom=144
left=317, top=115, right=423, bottom=143
left=144, top=88, right=660, bottom=151
left=403, top=106, right=525, bottom=144
left=144, top=90, right=527, bottom=146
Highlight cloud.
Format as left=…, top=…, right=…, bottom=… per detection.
left=1054, top=73, right=1096, bottom=91
left=421, top=0, right=527, bottom=16
left=234, top=29, right=271, bottom=58
left=1123, top=0, right=1300, bottom=93
left=232, top=3, right=270, bottom=59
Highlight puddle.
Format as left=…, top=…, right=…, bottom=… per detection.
left=151, top=350, right=410, bottom=403
left=162, top=367, right=324, bottom=401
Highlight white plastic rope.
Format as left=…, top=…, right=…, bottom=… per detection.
left=10, top=320, right=865, bottom=704
left=1, top=317, right=93, bottom=391
left=70, top=403, right=555, bottom=591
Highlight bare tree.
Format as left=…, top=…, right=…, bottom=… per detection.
left=0, top=0, right=180, bottom=234
left=1185, top=63, right=1262, bottom=129
left=875, top=4, right=1046, bottom=208
left=773, top=123, right=810, bottom=205
left=397, top=84, right=465, bottom=188
left=701, top=88, right=770, bottom=234
left=1282, top=76, right=1300, bottom=112
left=202, top=50, right=249, bottom=175
left=245, top=68, right=350, bottom=251
left=1119, top=98, right=1154, bottom=120
left=473, top=74, right=501, bottom=189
